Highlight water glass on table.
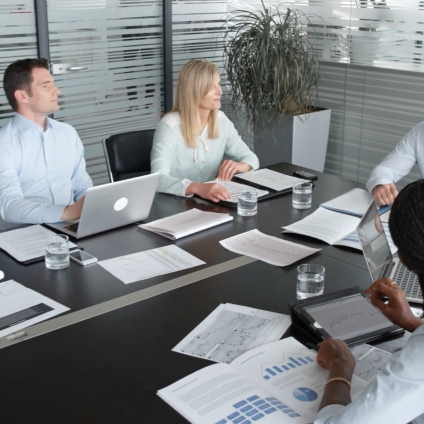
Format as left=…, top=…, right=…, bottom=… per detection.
left=296, top=264, right=325, bottom=299
left=45, top=234, right=70, bottom=269
left=292, top=181, right=313, bottom=209
left=237, top=188, right=257, bottom=216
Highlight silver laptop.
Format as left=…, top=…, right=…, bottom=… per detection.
left=47, top=173, right=159, bottom=238
left=357, top=201, right=422, bottom=304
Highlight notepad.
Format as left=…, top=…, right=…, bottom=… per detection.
left=139, top=208, right=233, bottom=240
left=235, top=168, right=306, bottom=191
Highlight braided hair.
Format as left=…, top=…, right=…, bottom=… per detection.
left=389, top=179, right=424, bottom=296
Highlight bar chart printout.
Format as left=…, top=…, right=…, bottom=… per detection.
left=262, top=355, right=315, bottom=381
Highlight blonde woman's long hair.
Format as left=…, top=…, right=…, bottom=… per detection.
left=172, top=59, right=219, bottom=148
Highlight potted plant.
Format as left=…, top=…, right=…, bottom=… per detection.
left=224, top=3, right=331, bottom=172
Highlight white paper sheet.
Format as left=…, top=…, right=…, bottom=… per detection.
left=321, top=188, right=374, bottom=217
left=207, top=180, right=269, bottom=203
left=282, top=207, right=361, bottom=245
left=173, top=303, right=292, bottom=363
left=97, top=245, right=205, bottom=284
left=351, top=344, right=392, bottom=382
left=139, top=208, right=233, bottom=239
left=235, top=168, right=306, bottom=191
left=0, top=225, right=77, bottom=262
left=0, top=280, right=70, bottom=339
left=220, top=229, right=320, bottom=266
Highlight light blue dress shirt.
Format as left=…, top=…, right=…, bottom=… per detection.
left=315, top=324, right=424, bottom=424
left=0, top=113, right=93, bottom=224
left=366, top=122, right=424, bottom=192
left=150, top=111, right=260, bottom=196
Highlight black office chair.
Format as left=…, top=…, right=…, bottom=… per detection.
left=102, top=129, right=155, bottom=182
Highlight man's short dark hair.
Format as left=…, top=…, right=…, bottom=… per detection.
left=3, top=58, right=49, bottom=111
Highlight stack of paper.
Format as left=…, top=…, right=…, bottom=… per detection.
left=220, top=229, right=320, bottom=266
left=139, top=208, right=233, bottom=240
left=282, top=207, right=361, bottom=245
left=235, top=168, right=306, bottom=191
left=321, top=188, right=391, bottom=217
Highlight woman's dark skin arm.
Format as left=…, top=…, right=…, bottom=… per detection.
left=317, top=339, right=356, bottom=411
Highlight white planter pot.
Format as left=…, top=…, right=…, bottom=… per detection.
left=253, top=108, right=331, bottom=172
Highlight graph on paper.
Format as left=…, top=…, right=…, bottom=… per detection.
left=261, top=354, right=315, bottom=381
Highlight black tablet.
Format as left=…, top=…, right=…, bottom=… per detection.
left=290, top=287, right=404, bottom=346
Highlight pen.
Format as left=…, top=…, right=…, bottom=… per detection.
left=305, top=342, right=319, bottom=352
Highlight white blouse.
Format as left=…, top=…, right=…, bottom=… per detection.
left=150, top=111, right=259, bottom=196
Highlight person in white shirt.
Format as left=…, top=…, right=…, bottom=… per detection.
left=150, top=59, right=259, bottom=202
left=366, top=122, right=424, bottom=205
left=314, top=179, right=424, bottom=424
left=0, top=58, right=93, bottom=224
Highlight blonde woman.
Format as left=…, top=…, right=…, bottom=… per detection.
left=150, top=59, right=259, bottom=202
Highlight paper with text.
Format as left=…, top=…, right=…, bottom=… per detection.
left=139, top=208, right=233, bottom=239
left=208, top=180, right=269, bottom=203
left=282, top=208, right=361, bottom=245
left=0, top=280, right=69, bottom=339
left=0, top=225, right=77, bottom=262
left=173, top=303, right=291, bottom=363
left=97, top=245, right=205, bottom=284
left=220, top=229, right=320, bottom=266
left=235, top=169, right=305, bottom=191
left=351, top=344, right=392, bottom=382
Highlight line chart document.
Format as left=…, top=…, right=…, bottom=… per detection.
left=235, top=168, right=305, bottom=191
left=282, top=207, right=361, bottom=245
left=207, top=180, right=269, bottom=203
left=220, top=229, right=320, bottom=266
left=98, top=245, right=205, bottom=284
left=173, top=303, right=291, bottom=363
left=350, top=344, right=392, bottom=382
left=0, top=280, right=69, bottom=339
left=0, top=225, right=77, bottom=262
left=139, top=208, right=233, bottom=239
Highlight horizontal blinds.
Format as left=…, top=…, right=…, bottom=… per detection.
left=0, top=2, right=38, bottom=129
left=47, top=0, right=164, bottom=185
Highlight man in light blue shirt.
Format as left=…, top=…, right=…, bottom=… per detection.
left=366, top=122, right=424, bottom=205
left=0, top=58, right=92, bottom=224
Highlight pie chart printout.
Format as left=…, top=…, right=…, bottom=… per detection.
left=293, top=387, right=318, bottom=402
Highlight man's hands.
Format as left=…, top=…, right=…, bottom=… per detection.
left=216, top=160, right=252, bottom=181
left=61, top=196, right=85, bottom=221
left=364, top=277, right=424, bottom=332
left=317, top=339, right=356, bottom=372
left=372, top=183, right=398, bottom=205
left=186, top=182, right=231, bottom=202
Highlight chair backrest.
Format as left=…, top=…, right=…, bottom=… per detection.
left=103, top=129, right=155, bottom=182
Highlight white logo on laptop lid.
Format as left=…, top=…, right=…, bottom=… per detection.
left=114, top=198, right=128, bottom=211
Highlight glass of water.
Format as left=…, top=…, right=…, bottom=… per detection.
left=237, top=188, right=257, bottom=216
left=296, top=264, right=325, bottom=299
left=45, top=235, right=69, bottom=269
left=292, top=181, right=313, bottom=209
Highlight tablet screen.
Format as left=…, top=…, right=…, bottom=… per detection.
left=305, top=295, right=393, bottom=340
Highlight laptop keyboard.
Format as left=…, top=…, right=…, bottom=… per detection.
left=64, top=223, right=79, bottom=233
left=392, top=262, right=423, bottom=303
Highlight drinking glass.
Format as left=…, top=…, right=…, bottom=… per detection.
left=237, top=189, right=257, bottom=216
left=292, top=182, right=313, bottom=209
left=45, top=235, right=69, bottom=269
left=297, top=264, right=325, bottom=299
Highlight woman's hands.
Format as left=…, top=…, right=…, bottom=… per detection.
left=217, top=160, right=252, bottom=181
left=364, top=277, right=424, bottom=332
left=185, top=182, right=231, bottom=202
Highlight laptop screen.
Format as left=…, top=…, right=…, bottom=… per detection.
left=357, top=202, right=393, bottom=281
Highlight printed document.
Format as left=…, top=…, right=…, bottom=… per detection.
left=321, top=188, right=391, bottom=217
left=158, top=338, right=369, bottom=424
left=0, top=280, right=69, bottom=339
left=173, top=303, right=291, bottom=363
left=282, top=207, right=361, bottom=245
left=0, top=225, right=77, bottom=262
left=97, top=245, right=205, bottom=284
left=220, top=229, right=320, bottom=266
left=235, top=168, right=305, bottom=191
left=208, top=180, right=269, bottom=203
left=139, top=208, right=233, bottom=240
left=350, top=344, right=392, bottom=382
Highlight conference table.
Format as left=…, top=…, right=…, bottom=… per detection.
left=0, top=162, right=379, bottom=424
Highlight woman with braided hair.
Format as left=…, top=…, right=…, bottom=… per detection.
left=313, top=179, right=424, bottom=424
